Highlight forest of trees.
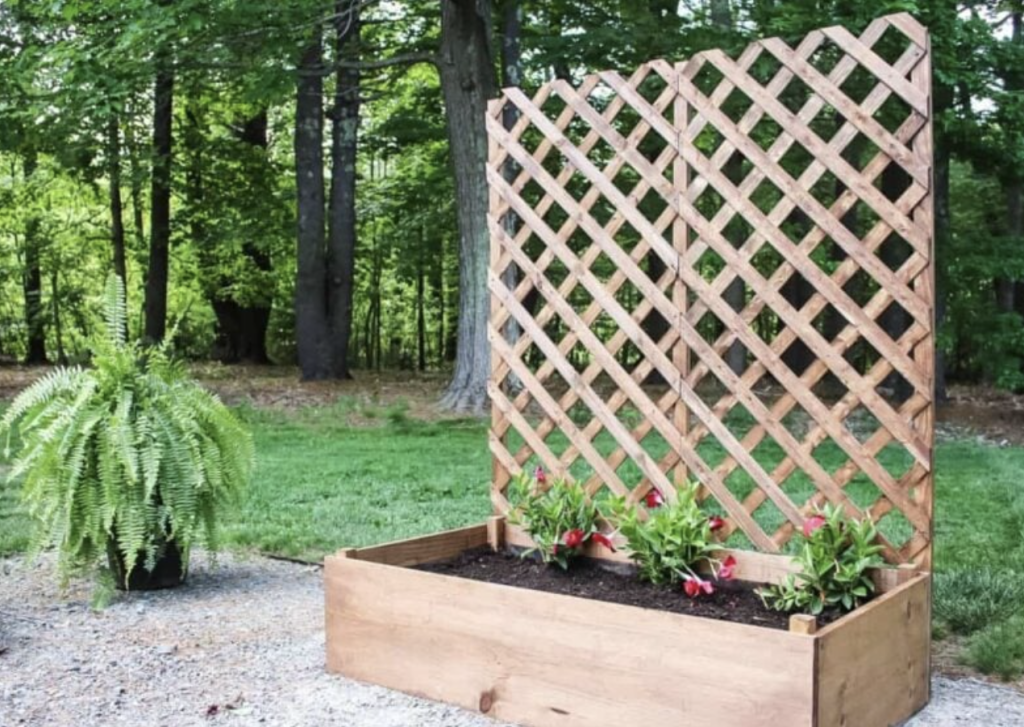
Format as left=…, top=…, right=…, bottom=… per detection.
left=0, top=0, right=1023, bottom=410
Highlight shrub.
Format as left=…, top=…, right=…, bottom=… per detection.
left=603, top=483, right=725, bottom=587
left=759, top=504, right=884, bottom=615
left=506, top=468, right=613, bottom=569
left=963, top=614, right=1024, bottom=680
left=0, top=277, right=254, bottom=587
left=933, top=569, right=1024, bottom=635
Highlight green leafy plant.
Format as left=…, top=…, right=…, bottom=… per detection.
left=933, top=569, right=1024, bottom=635
left=506, top=467, right=613, bottom=569
left=603, top=483, right=727, bottom=588
left=963, top=613, right=1024, bottom=680
left=0, top=276, right=254, bottom=587
left=759, top=505, right=884, bottom=615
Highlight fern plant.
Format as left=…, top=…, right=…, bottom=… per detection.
left=0, top=276, right=254, bottom=587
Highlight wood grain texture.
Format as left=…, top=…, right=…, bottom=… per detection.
left=816, top=574, right=931, bottom=726
left=326, top=554, right=815, bottom=727
left=342, top=523, right=489, bottom=567
left=484, top=13, right=935, bottom=567
left=325, top=528, right=931, bottom=727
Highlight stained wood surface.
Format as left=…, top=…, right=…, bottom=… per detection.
left=816, top=574, right=931, bottom=725
left=337, top=523, right=489, bottom=567
left=326, top=554, right=816, bottom=727
left=486, top=12, right=935, bottom=567
left=325, top=528, right=931, bottom=727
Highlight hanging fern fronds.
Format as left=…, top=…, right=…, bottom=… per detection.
left=0, top=276, right=254, bottom=587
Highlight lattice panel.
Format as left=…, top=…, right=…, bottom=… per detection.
left=486, top=13, right=934, bottom=566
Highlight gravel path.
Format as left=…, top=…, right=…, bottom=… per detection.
left=2, top=553, right=1023, bottom=727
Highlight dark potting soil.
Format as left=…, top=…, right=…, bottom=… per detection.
left=416, top=548, right=845, bottom=631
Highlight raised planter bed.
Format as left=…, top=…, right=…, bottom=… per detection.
left=326, top=12, right=936, bottom=726
left=325, top=519, right=930, bottom=727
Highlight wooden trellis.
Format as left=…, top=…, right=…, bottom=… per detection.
left=485, top=13, right=934, bottom=567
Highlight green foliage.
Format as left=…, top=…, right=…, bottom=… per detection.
left=603, top=484, right=717, bottom=585
left=933, top=568, right=1024, bottom=635
left=506, top=470, right=601, bottom=569
left=0, top=277, right=254, bottom=585
left=760, top=505, right=885, bottom=615
left=963, top=614, right=1024, bottom=681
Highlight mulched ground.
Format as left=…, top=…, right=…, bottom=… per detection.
left=416, top=547, right=849, bottom=630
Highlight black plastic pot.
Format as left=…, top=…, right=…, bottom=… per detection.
left=108, top=540, right=186, bottom=591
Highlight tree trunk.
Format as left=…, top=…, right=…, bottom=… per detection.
left=22, top=149, right=46, bottom=364
left=210, top=111, right=273, bottom=364
left=294, top=29, right=332, bottom=380
left=144, top=46, right=174, bottom=344
left=326, top=2, right=360, bottom=379
left=50, top=268, right=66, bottom=364
left=108, top=115, right=128, bottom=286
left=437, top=0, right=497, bottom=413
left=997, top=13, right=1024, bottom=319
left=499, top=0, right=525, bottom=389
left=124, top=113, right=147, bottom=252
left=417, top=245, right=427, bottom=371
left=933, top=66, right=954, bottom=403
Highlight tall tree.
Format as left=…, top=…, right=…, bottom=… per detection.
left=21, top=148, right=46, bottom=364
left=208, top=109, right=275, bottom=364
left=108, top=115, right=128, bottom=286
left=327, top=1, right=361, bottom=379
left=294, top=25, right=331, bottom=380
left=144, top=3, right=175, bottom=344
left=437, top=0, right=497, bottom=412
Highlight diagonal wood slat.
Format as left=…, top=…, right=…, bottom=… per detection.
left=486, top=12, right=935, bottom=566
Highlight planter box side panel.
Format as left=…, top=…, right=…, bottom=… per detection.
left=326, top=555, right=816, bottom=727
left=340, top=523, right=490, bottom=567
left=816, top=574, right=931, bottom=727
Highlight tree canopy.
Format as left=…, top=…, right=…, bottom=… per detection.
left=0, top=0, right=1022, bottom=402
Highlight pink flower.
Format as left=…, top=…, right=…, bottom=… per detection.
left=683, top=575, right=715, bottom=598
left=644, top=489, right=664, bottom=508
left=534, top=466, right=547, bottom=485
left=718, top=555, right=737, bottom=581
left=590, top=532, right=616, bottom=552
left=708, top=515, right=725, bottom=532
left=683, top=577, right=701, bottom=598
left=802, top=515, right=826, bottom=538
left=562, top=529, right=585, bottom=549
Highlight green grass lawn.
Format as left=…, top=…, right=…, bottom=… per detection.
left=5, top=396, right=1024, bottom=676
left=3, top=398, right=1023, bottom=573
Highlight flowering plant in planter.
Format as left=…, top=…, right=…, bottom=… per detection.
left=760, top=504, right=885, bottom=615
left=604, top=482, right=733, bottom=596
left=507, top=468, right=614, bottom=569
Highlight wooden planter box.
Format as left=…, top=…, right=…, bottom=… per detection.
left=325, top=520, right=930, bottom=727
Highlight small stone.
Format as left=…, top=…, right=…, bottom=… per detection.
left=155, top=644, right=177, bottom=656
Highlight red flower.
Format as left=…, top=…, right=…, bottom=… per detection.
left=534, top=466, right=547, bottom=485
left=719, top=555, right=737, bottom=581
left=802, top=515, right=826, bottom=538
left=708, top=515, right=725, bottom=532
left=590, top=532, right=616, bottom=552
left=643, top=489, right=665, bottom=508
left=562, top=529, right=585, bottom=549
left=683, top=575, right=715, bottom=598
